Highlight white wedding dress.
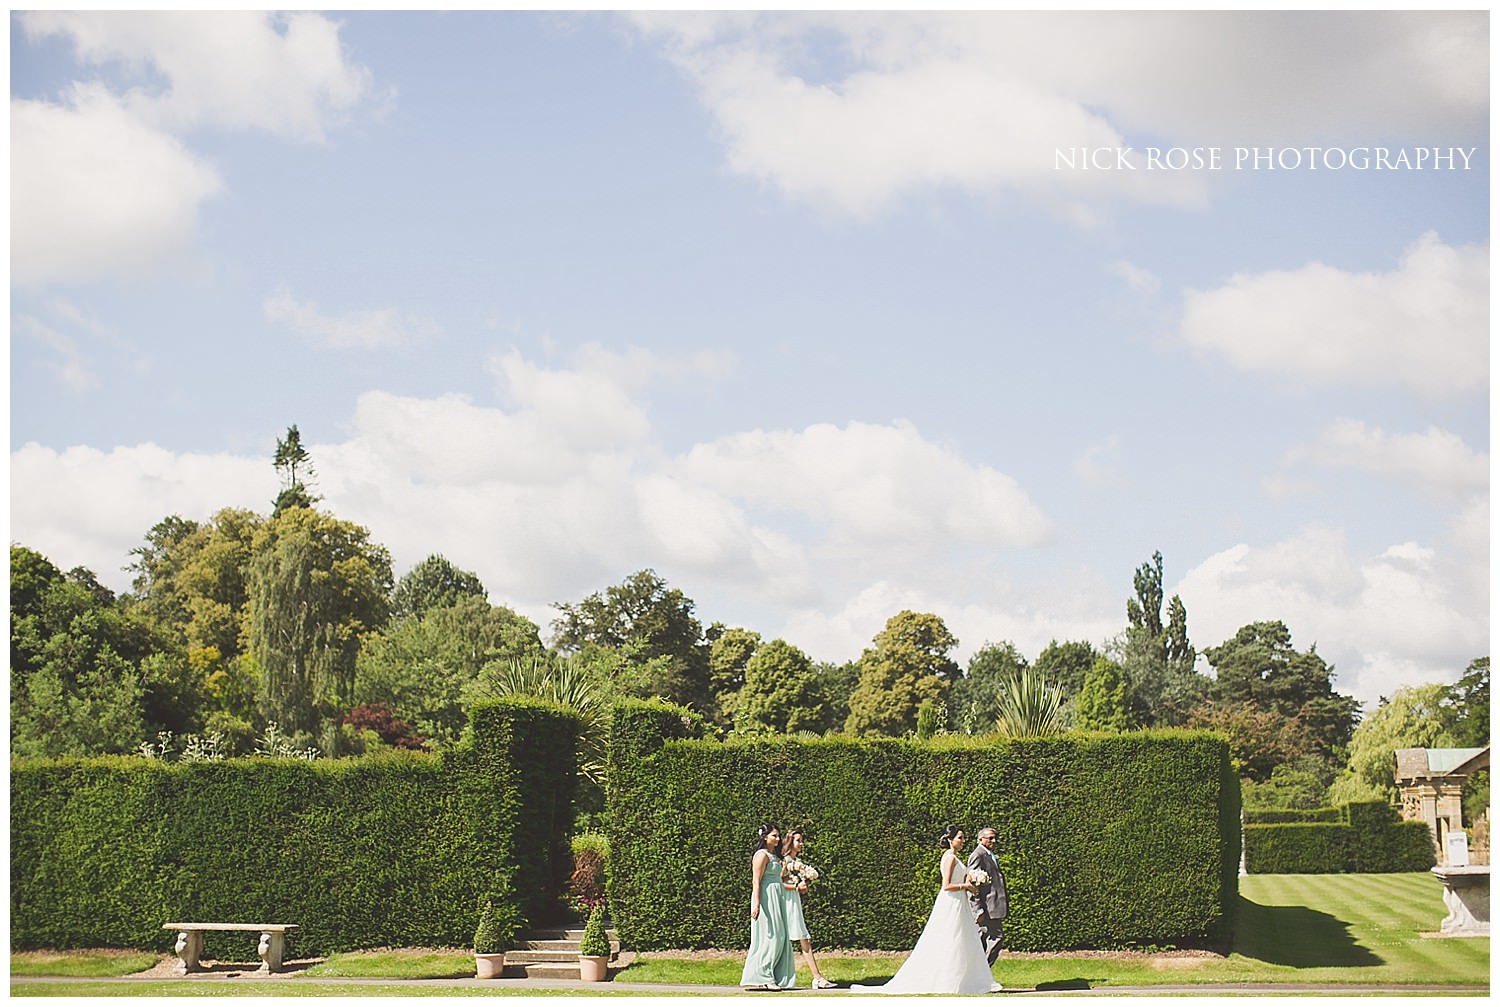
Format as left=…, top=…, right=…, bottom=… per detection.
left=854, top=851, right=998, bottom=995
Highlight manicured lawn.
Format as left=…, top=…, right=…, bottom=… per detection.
left=619, top=873, right=1489, bottom=990
left=10, top=873, right=1489, bottom=994
left=9, top=949, right=159, bottom=977
left=304, top=948, right=474, bottom=978
left=7, top=982, right=651, bottom=997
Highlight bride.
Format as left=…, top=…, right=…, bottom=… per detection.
left=854, top=825, right=1001, bottom=995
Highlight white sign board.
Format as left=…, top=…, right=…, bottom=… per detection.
left=1446, top=831, right=1470, bottom=867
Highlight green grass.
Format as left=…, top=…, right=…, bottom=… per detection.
left=7, top=982, right=659, bottom=997
left=303, top=948, right=474, bottom=978
left=618, top=873, right=1489, bottom=990
left=10, top=873, right=1490, bottom=994
left=8, top=949, right=159, bottom=977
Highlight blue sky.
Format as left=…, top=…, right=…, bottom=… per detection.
left=10, top=11, right=1489, bottom=708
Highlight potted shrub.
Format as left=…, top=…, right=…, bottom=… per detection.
left=473, top=894, right=522, bottom=979
left=577, top=902, right=611, bottom=982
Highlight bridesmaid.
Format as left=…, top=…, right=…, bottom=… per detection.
left=781, top=829, right=836, bottom=989
left=740, top=823, right=796, bottom=991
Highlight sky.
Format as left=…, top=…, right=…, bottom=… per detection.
left=9, top=10, right=1490, bottom=710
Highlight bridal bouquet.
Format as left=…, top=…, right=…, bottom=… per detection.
left=784, top=857, right=819, bottom=886
left=966, top=868, right=990, bottom=886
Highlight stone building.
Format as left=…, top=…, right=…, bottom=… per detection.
left=1395, top=746, right=1490, bottom=865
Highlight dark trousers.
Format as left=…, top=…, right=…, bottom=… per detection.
left=977, top=919, right=1004, bottom=965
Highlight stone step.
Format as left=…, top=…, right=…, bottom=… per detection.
left=502, top=960, right=593, bottom=980
left=523, top=937, right=621, bottom=950
left=507, top=949, right=619, bottom=964
left=524, top=927, right=619, bottom=942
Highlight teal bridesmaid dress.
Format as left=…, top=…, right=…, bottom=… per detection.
left=740, top=853, right=797, bottom=988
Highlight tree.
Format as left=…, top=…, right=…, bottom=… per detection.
left=390, top=554, right=487, bottom=621
left=272, top=424, right=319, bottom=514
left=120, top=508, right=264, bottom=742
left=1118, top=551, right=1206, bottom=726
left=10, top=546, right=164, bottom=755
left=949, top=642, right=1029, bottom=734
left=1203, top=620, right=1360, bottom=766
left=736, top=639, right=825, bottom=735
left=1241, top=756, right=1338, bottom=810
left=1439, top=657, right=1489, bottom=748
left=1033, top=639, right=1098, bottom=699
left=354, top=593, right=544, bottom=745
left=247, top=506, right=393, bottom=737
left=810, top=659, right=859, bottom=732
left=13, top=650, right=148, bottom=758
left=1336, top=683, right=1453, bottom=802
left=338, top=702, right=427, bottom=752
left=708, top=626, right=760, bottom=727
left=550, top=570, right=711, bottom=714
left=1074, top=656, right=1128, bottom=732
left=125, top=514, right=201, bottom=630
left=844, top=611, right=958, bottom=737
left=1438, top=657, right=1490, bottom=824
left=1185, top=700, right=1315, bottom=783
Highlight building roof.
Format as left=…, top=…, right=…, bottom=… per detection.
left=1394, top=746, right=1490, bottom=782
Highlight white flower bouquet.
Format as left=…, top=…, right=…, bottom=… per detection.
left=966, top=868, right=990, bottom=886
left=784, top=857, right=819, bottom=886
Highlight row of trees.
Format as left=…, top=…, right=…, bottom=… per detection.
left=9, top=430, right=1487, bottom=822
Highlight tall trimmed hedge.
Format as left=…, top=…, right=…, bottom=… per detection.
left=1243, top=799, right=1434, bottom=873
left=606, top=699, right=1240, bottom=953
left=11, top=698, right=578, bottom=956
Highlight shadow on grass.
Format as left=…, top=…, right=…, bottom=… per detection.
left=1034, top=978, right=1098, bottom=991
left=1234, top=895, right=1383, bottom=968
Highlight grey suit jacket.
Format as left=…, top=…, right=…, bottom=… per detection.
left=966, top=844, right=1008, bottom=921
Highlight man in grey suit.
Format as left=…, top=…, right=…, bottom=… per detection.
left=967, top=826, right=1008, bottom=966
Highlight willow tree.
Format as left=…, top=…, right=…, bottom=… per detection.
left=247, top=506, right=392, bottom=737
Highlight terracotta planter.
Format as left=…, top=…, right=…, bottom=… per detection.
left=474, top=952, right=506, bottom=979
left=578, top=954, right=610, bottom=982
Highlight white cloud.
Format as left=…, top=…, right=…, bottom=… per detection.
left=1284, top=420, right=1488, bottom=502
left=1179, top=232, right=1488, bottom=398
left=1074, top=434, right=1128, bottom=491
left=19, top=11, right=378, bottom=141
left=10, top=442, right=274, bottom=580
left=264, top=291, right=440, bottom=350
left=1178, top=525, right=1487, bottom=706
left=8, top=347, right=1052, bottom=641
left=14, top=315, right=98, bottom=392
left=486, top=348, right=656, bottom=455
left=11, top=88, right=223, bottom=287
left=631, top=11, right=1486, bottom=215
left=13, top=12, right=379, bottom=286
left=12, top=345, right=1478, bottom=707
left=1109, top=261, right=1160, bottom=298
left=679, top=420, right=1056, bottom=558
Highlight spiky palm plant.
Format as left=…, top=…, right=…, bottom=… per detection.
left=993, top=668, right=1069, bottom=737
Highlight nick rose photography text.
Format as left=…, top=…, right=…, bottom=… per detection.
left=1056, top=146, right=1478, bottom=171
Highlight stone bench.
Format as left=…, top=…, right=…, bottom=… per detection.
left=162, top=922, right=299, bottom=973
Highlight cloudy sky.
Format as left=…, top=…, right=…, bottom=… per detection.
left=10, top=11, right=1489, bottom=708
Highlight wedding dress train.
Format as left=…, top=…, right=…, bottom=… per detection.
left=853, top=852, right=997, bottom=994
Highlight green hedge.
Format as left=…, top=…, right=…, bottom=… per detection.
left=1243, top=823, right=1350, bottom=873
left=606, top=699, right=1240, bottom=953
left=1242, top=799, right=1434, bottom=874
left=11, top=698, right=578, bottom=956
left=1244, top=807, right=1341, bottom=824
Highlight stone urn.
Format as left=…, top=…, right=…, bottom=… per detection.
left=474, top=952, right=506, bottom=979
